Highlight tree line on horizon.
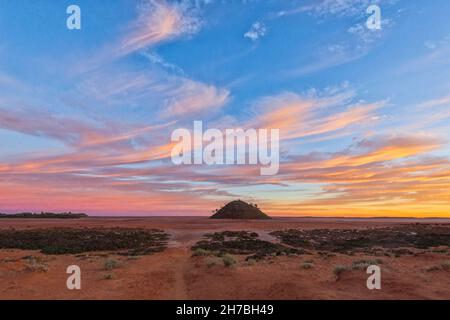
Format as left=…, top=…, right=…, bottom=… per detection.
left=0, top=212, right=88, bottom=219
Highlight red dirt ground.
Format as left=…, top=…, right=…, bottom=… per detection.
left=1, top=217, right=449, bottom=300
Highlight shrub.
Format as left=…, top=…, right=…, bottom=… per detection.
left=352, top=259, right=383, bottom=270
left=301, top=262, right=314, bottom=269
left=333, top=265, right=348, bottom=280
left=246, top=259, right=256, bottom=266
left=427, top=261, right=450, bottom=272
left=206, top=257, right=219, bottom=268
left=222, top=254, right=236, bottom=267
left=192, top=248, right=210, bottom=257
left=104, top=258, right=120, bottom=270
left=425, top=265, right=441, bottom=272
left=24, top=256, right=48, bottom=273
left=441, top=261, right=450, bottom=271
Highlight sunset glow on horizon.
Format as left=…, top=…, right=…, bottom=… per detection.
left=0, top=0, right=449, bottom=218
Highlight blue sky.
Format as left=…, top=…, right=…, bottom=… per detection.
left=0, top=0, right=449, bottom=216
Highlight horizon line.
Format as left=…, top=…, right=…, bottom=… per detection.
left=2, top=212, right=450, bottom=220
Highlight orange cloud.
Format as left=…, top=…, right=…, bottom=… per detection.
left=162, top=79, right=230, bottom=118
left=251, top=92, right=382, bottom=141
left=117, top=0, right=200, bottom=58
left=265, top=135, right=450, bottom=218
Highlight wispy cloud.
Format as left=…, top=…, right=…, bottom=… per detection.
left=278, top=0, right=397, bottom=18
left=417, top=94, right=450, bottom=110
left=249, top=86, right=383, bottom=141
left=396, top=36, right=450, bottom=75
left=279, top=0, right=398, bottom=77
left=76, top=0, right=204, bottom=73
left=116, top=0, right=202, bottom=57
left=141, top=51, right=186, bottom=75
left=290, top=17, right=393, bottom=77
left=66, top=0, right=230, bottom=120
left=1, top=0, right=450, bottom=217
left=265, top=134, right=449, bottom=217
left=73, top=65, right=230, bottom=119
left=244, top=21, right=267, bottom=41
left=162, top=78, right=230, bottom=118
left=347, top=18, right=393, bottom=46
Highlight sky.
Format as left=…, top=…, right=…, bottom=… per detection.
left=0, top=0, right=449, bottom=217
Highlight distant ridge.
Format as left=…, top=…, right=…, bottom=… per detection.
left=0, top=212, right=88, bottom=219
left=211, top=200, right=271, bottom=220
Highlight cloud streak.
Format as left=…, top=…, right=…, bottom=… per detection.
left=116, top=0, right=202, bottom=57
left=250, top=89, right=383, bottom=141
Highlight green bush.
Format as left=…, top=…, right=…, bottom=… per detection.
left=24, top=256, right=48, bottom=273
left=301, top=262, right=314, bottom=269
left=246, top=259, right=256, bottom=266
left=222, top=254, right=236, bottom=267
left=351, top=259, right=383, bottom=270
left=103, top=274, right=114, bottom=280
left=427, top=261, right=450, bottom=272
left=441, top=261, right=450, bottom=271
left=206, top=257, right=219, bottom=268
left=333, top=265, right=348, bottom=279
left=104, top=258, right=120, bottom=270
left=192, top=248, right=210, bottom=257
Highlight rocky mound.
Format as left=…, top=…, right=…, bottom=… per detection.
left=210, top=200, right=271, bottom=220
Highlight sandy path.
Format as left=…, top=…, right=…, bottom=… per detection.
left=166, top=230, right=201, bottom=299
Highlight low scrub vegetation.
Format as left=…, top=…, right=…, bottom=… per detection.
left=104, top=258, right=121, bottom=270
left=271, top=225, right=450, bottom=255
left=23, top=256, right=48, bottom=273
left=351, top=259, right=383, bottom=270
left=0, top=228, right=169, bottom=255
left=222, top=254, right=236, bottom=267
left=192, top=231, right=304, bottom=261
left=425, top=261, right=450, bottom=272
left=102, top=274, right=114, bottom=280
left=301, top=262, right=314, bottom=269
left=0, top=212, right=87, bottom=219
left=333, top=265, right=348, bottom=280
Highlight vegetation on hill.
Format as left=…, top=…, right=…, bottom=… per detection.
left=0, top=212, right=88, bottom=219
left=211, top=200, right=271, bottom=219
